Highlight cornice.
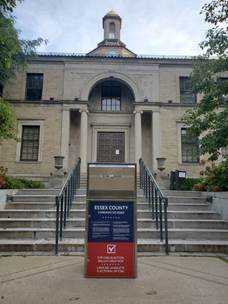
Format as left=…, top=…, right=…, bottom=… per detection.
left=27, top=53, right=196, bottom=66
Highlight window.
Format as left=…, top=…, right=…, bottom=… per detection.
left=109, top=22, right=115, bottom=39
left=26, top=73, right=43, bottom=100
left=179, top=77, right=196, bottom=104
left=20, top=126, right=40, bottom=161
left=181, top=128, right=199, bottom=163
left=101, top=85, right=121, bottom=111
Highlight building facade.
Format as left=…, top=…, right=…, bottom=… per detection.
left=0, top=11, right=211, bottom=179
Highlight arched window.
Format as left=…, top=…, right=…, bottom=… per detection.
left=109, top=22, right=115, bottom=39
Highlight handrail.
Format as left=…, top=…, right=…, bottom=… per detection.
left=55, top=157, right=81, bottom=255
left=139, top=158, right=169, bottom=254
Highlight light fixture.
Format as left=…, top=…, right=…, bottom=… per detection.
left=156, top=157, right=167, bottom=171
left=54, top=156, right=64, bottom=170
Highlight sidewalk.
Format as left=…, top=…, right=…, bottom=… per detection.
left=0, top=255, right=228, bottom=304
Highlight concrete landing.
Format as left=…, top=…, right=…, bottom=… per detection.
left=0, top=256, right=228, bottom=304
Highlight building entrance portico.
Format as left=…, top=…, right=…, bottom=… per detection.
left=66, top=77, right=161, bottom=174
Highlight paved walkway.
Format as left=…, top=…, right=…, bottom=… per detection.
left=0, top=256, right=228, bottom=304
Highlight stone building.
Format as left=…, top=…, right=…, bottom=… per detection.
left=0, top=10, right=210, bottom=181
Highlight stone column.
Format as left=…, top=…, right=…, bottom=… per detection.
left=80, top=109, right=88, bottom=173
left=152, top=110, right=161, bottom=171
left=60, top=109, right=70, bottom=171
left=134, top=110, right=142, bottom=166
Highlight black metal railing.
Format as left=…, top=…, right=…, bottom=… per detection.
left=55, top=158, right=81, bottom=254
left=139, top=158, right=169, bottom=254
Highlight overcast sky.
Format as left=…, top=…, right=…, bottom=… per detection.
left=14, top=0, right=210, bottom=56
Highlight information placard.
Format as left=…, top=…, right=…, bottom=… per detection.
left=86, top=200, right=136, bottom=278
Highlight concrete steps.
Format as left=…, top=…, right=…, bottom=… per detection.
left=0, top=209, right=221, bottom=220
left=1, top=218, right=227, bottom=230
left=1, top=227, right=228, bottom=241
left=0, top=183, right=228, bottom=254
left=0, top=239, right=228, bottom=254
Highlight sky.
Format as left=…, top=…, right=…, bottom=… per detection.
left=14, top=0, right=210, bottom=56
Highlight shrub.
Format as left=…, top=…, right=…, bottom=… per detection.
left=4, top=176, right=45, bottom=189
left=192, top=158, right=228, bottom=192
left=0, top=166, right=8, bottom=189
left=203, top=158, right=228, bottom=191
left=193, top=183, right=207, bottom=191
left=0, top=166, right=45, bottom=189
left=179, top=178, right=204, bottom=191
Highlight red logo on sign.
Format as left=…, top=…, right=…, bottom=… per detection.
left=107, top=244, right=116, bottom=254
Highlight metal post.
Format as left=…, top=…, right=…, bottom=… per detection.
left=159, top=196, right=163, bottom=242
left=139, top=159, right=142, bottom=189
left=164, top=198, right=169, bottom=254
left=64, top=188, right=67, bottom=228
left=155, top=188, right=158, bottom=229
left=55, top=196, right=60, bottom=255
left=148, top=177, right=151, bottom=208
left=151, top=181, right=154, bottom=219
left=60, top=195, right=64, bottom=240
left=67, top=184, right=70, bottom=217
left=78, top=158, right=81, bottom=188
left=145, top=170, right=148, bottom=198
left=144, top=165, right=146, bottom=193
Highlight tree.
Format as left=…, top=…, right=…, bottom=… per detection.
left=0, top=98, right=16, bottom=141
left=0, top=0, right=44, bottom=87
left=0, top=0, right=19, bottom=13
left=0, top=0, right=44, bottom=140
left=183, top=0, right=228, bottom=161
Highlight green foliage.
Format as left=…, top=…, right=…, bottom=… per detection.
left=178, top=178, right=204, bottom=191
left=0, top=165, right=45, bottom=189
left=200, top=0, right=228, bottom=56
left=0, top=0, right=19, bottom=14
left=203, top=158, right=228, bottom=191
left=192, top=158, right=228, bottom=191
left=0, top=166, right=7, bottom=188
left=0, top=0, right=45, bottom=141
left=0, top=98, right=16, bottom=141
left=183, top=0, right=228, bottom=161
left=4, top=176, right=45, bottom=189
left=0, top=0, right=45, bottom=87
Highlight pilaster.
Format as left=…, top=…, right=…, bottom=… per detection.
left=152, top=110, right=161, bottom=171
left=134, top=110, right=143, bottom=167
left=80, top=109, right=88, bottom=173
left=61, top=109, right=70, bottom=170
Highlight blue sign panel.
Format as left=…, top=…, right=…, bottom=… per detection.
left=88, top=201, right=134, bottom=242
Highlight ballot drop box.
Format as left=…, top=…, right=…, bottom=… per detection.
left=85, top=163, right=137, bottom=278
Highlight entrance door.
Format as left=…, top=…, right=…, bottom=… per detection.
left=97, top=132, right=125, bottom=162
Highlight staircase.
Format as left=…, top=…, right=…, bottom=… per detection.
left=138, top=189, right=228, bottom=253
left=0, top=176, right=228, bottom=254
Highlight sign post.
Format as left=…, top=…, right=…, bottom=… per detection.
left=85, top=163, right=137, bottom=278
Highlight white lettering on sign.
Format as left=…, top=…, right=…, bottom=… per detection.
left=94, top=205, right=128, bottom=211
left=109, top=205, right=128, bottom=211
left=94, top=205, right=108, bottom=211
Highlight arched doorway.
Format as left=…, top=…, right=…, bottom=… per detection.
left=88, top=78, right=135, bottom=163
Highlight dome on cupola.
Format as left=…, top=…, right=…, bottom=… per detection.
left=87, top=11, right=136, bottom=58
left=104, top=9, right=121, bottom=17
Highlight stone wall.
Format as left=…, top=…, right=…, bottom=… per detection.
left=159, top=106, right=204, bottom=177
left=202, top=192, right=228, bottom=221
left=0, top=103, right=62, bottom=176
left=1, top=57, right=220, bottom=178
